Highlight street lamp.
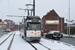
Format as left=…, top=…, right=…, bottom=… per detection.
left=68, top=0, right=70, bottom=36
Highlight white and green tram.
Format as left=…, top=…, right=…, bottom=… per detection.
left=20, top=16, right=41, bottom=41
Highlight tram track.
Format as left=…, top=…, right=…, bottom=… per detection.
left=24, top=39, right=37, bottom=50
left=28, top=41, right=37, bottom=50
left=7, top=33, right=15, bottom=50
left=38, top=42, right=51, bottom=50
left=30, top=42, right=51, bottom=50
left=24, top=39, right=51, bottom=50
left=0, top=34, right=12, bottom=45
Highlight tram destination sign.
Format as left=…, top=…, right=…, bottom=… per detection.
left=32, top=20, right=39, bottom=22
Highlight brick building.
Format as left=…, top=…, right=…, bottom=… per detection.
left=42, top=9, right=64, bottom=33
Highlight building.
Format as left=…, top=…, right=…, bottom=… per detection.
left=4, top=20, right=15, bottom=31
left=42, top=9, right=64, bottom=33
left=64, top=23, right=75, bottom=35
left=0, top=22, right=7, bottom=30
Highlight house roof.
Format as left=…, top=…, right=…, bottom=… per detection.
left=0, top=21, right=7, bottom=25
left=43, top=9, right=60, bottom=18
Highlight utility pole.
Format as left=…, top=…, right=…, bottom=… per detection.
left=69, top=0, right=70, bottom=36
left=26, top=0, right=35, bottom=16
left=33, top=0, right=35, bottom=16
left=67, top=21, right=68, bottom=35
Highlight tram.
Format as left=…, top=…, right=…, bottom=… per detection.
left=20, top=16, right=41, bottom=41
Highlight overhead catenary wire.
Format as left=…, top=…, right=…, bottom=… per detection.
left=7, top=0, right=12, bottom=15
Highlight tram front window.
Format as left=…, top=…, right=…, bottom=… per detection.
left=27, top=22, right=41, bottom=30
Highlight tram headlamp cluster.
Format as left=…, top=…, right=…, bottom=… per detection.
left=31, top=32, right=34, bottom=33
left=37, top=32, right=40, bottom=33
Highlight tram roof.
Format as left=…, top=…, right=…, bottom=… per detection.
left=26, top=16, right=41, bottom=20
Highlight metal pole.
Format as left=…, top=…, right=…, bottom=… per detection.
left=18, top=23, right=19, bottom=30
left=2, top=23, right=3, bottom=33
left=69, top=0, right=70, bottom=36
left=67, top=22, right=68, bottom=35
left=33, top=0, right=35, bottom=16
left=61, top=18, right=62, bottom=32
left=28, top=10, right=29, bottom=16
left=31, top=10, right=33, bottom=16
left=23, top=16, right=25, bottom=34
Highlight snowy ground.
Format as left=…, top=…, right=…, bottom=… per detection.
left=44, top=33, right=75, bottom=38
left=63, top=34, right=75, bottom=38
left=0, top=31, right=75, bottom=50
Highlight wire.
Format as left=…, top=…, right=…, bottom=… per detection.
left=8, top=0, right=12, bottom=15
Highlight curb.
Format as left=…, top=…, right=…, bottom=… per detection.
left=64, top=36, right=75, bottom=39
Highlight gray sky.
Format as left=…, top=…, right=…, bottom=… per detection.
left=0, top=0, right=75, bottom=23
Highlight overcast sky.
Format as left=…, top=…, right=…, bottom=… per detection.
left=0, top=0, right=75, bottom=23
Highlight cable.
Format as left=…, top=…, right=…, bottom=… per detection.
left=7, top=0, right=12, bottom=15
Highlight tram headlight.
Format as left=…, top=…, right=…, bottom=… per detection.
left=32, top=35, right=33, bottom=36
left=37, top=32, right=40, bottom=33
left=31, top=32, right=34, bottom=33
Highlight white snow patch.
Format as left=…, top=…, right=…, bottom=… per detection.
left=40, top=38, right=75, bottom=50
left=0, top=31, right=75, bottom=50
left=63, top=34, right=75, bottom=38
left=11, top=35, right=34, bottom=50
left=15, top=31, right=20, bottom=35
left=0, top=34, right=13, bottom=50
left=31, top=43, right=48, bottom=50
left=0, top=34, right=11, bottom=43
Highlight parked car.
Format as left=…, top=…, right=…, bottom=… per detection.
left=60, top=32, right=63, bottom=38
left=5, top=29, right=11, bottom=32
left=45, top=31, right=61, bottom=40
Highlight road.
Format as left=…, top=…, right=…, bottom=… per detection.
left=59, top=37, right=75, bottom=46
left=0, top=31, right=75, bottom=50
left=43, top=35, right=75, bottom=46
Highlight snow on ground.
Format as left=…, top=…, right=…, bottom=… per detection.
left=0, top=31, right=75, bottom=50
left=63, top=34, right=75, bottom=37
left=11, top=35, right=35, bottom=50
left=0, top=34, right=9, bottom=43
left=0, top=32, right=13, bottom=43
left=0, top=34, right=13, bottom=50
left=31, top=43, right=48, bottom=50
left=14, top=31, right=20, bottom=35
left=40, top=38, right=75, bottom=50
